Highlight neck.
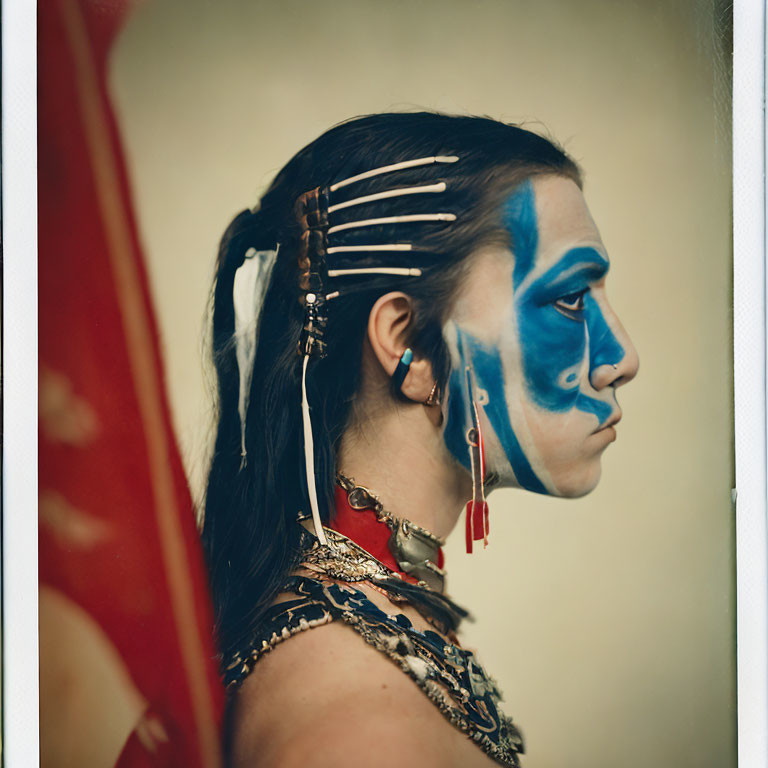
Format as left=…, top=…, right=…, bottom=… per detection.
left=337, top=398, right=469, bottom=542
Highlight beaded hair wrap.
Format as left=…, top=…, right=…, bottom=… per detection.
left=294, top=155, right=461, bottom=547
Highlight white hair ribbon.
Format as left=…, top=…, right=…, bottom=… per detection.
left=233, top=245, right=279, bottom=465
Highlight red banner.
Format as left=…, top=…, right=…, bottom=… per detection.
left=38, top=2, right=224, bottom=765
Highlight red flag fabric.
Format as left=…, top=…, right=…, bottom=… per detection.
left=38, top=2, right=224, bottom=765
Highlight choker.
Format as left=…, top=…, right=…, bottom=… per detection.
left=335, top=473, right=446, bottom=592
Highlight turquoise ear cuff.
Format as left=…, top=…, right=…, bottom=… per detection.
left=392, top=348, right=413, bottom=393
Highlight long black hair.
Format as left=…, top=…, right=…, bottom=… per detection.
left=201, top=112, right=581, bottom=661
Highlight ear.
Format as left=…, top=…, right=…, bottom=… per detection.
left=367, top=291, right=435, bottom=403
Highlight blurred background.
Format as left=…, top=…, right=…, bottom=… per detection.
left=109, top=1, right=734, bottom=766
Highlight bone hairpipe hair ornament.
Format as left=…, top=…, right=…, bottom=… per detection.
left=294, top=155, right=461, bottom=548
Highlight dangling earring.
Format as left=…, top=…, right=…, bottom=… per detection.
left=391, top=348, right=413, bottom=394
left=423, top=381, right=444, bottom=426
left=464, top=366, right=489, bottom=554
left=423, top=381, right=440, bottom=406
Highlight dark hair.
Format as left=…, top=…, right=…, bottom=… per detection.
left=201, top=112, right=581, bottom=661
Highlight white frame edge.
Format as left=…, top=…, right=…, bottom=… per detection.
left=734, top=0, right=768, bottom=764
left=2, top=0, right=40, bottom=764
left=0, top=1, right=760, bottom=765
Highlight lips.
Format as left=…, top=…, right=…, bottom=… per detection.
left=592, top=410, right=622, bottom=434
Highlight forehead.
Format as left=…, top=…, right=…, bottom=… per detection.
left=504, top=175, right=607, bottom=273
left=448, top=175, right=608, bottom=334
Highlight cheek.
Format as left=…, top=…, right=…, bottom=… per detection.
left=523, top=405, right=592, bottom=450
left=516, top=298, right=587, bottom=411
left=443, top=324, right=550, bottom=495
left=520, top=406, right=606, bottom=496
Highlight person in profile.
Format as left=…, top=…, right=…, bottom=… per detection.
left=201, top=112, right=638, bottom=767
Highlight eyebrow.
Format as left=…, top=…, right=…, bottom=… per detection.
left=544, top=247, right=609, bottom=288
left=528, top=246, right=610, bottom=298
left=548, top=262, right=609, bottom=288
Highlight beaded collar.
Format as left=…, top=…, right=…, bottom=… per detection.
left=224, top=527, right=525, bottom=767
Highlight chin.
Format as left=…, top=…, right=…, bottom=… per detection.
left=489, top=461, right=602, bottom=498
left=549, top=460, right=603, bottom=498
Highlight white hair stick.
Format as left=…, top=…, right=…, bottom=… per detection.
left=327, top=244, right=413, bottom=254
left=328, top=183, right=447, bottom=214
left=329, top=155, right=459, bottom=192
left=327, top=267, right=422, bottom=277
left=328, top=213, right=456, bottom=234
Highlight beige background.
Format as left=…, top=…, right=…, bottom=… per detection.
left=110, top=1, right=734, bottom=766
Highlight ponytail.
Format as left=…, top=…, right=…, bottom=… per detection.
left=202, top=208, right=304, bottom=658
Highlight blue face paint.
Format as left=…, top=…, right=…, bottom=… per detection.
left=502, top=179, right=539, bottom=289
left=443, top=326, right=548, bottom=494
left=503, top=182, right=624, bottom=422
left=585, top=294, right=626, bottom=371
left=443, top=368, right=472, bottom=472
left=461, top=331, right=548, bottom=494
left=443, top=178, right=628, bottom=495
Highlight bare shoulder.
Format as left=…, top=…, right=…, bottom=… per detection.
left=228, top=618, right=466, bottom=768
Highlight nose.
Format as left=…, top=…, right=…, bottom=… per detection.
left=588, top=304, right=639, bottom=392
left=591, top=347, right=639, bottom=390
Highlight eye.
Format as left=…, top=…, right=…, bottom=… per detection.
left=553, top=289, right=589, bottom=321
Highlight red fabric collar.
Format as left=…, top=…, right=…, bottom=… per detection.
left=331, top=485, right=445, bottom=580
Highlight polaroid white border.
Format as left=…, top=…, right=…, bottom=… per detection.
left=734, top=0, right=768, bottom=764
left=2, top=0, right=39, bottom=764
left=1, top=1, right=761, bottom=764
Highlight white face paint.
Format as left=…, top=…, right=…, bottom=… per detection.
left=441, top=175, right=639, bottom=497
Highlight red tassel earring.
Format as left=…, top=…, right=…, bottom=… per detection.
left=464, top=367, right=489, bottom=553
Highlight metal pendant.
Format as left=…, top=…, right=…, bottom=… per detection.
left=388, top=520, right=445, bottom=592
